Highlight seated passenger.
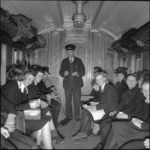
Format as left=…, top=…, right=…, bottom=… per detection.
left=120, top=138, right=149, bottom=149
left=93, top=66, right=103, bottom=76
left=39, top=67, right=62, bottom=128
left=82, top=79, right=101, bottom=106
left=114, top=67, right=128, bottom=102
left=1, top=114, right=38, bottom=149
left=29, top=65, right=64, bottom=142
left=137, top=70, right=150, bottom=88
left=72, top=71, right=118, bottom=141
left=103, top=79, right=149, bottom=149
left=94, top=73, right=141, bottom=149
left=1, top=63, right=53, bottom=149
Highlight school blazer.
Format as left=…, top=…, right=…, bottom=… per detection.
left=1, top=80, right=30, bottom=114
left=96, top=83, right=119, bottom=114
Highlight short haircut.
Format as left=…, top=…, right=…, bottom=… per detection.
left=127, top=73, right=138, bottom=81
left=27, top=67, right=36, bottom=77
left=7, top=63, right=29, bottom=81
left=95, top=70, right=109, bottom=83
left=31, top=65, right=44, bottom=75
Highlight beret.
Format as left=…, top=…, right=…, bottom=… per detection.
left=42, top=66, right=50, bottom=74
left=65, top=44, right=76, bottom=51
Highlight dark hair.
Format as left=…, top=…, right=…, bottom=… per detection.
left=42, top=66, right=50, bottom=74
left=27, top=67, right=36, bottom=77
left=137, top=70, right=150, bottom=81
left=94, top=66, right=103, bottom=72
left=95, top=70, right=109, bottom=83
left=127, top=73, right=138, bottom=81
left=31, top=64, right=44, bottom=75
left=142, top=79, right=149, bottom=86
left=115, top=67, right=127, bottom=77
left=7, top=63, right=29, bottom=81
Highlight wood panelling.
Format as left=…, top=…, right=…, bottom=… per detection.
left=142, top=51, right=149, bottom=70
left=1, top=44, right=7, bottom=85
left=104, top=35, right=114, bottom=80
left=6, top=46, right=13, bottom=67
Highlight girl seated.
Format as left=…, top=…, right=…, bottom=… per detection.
left=1, top=63, right=53, bottom=149
left=103, top=79, right=149, bottom=149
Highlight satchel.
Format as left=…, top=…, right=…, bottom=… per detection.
left=15, top=111, right=26, bottom=134
left=24, top=109, right=41, bottom=120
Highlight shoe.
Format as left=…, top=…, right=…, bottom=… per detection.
left=60, top=118, right=71, bottom=126
left=72, top=132, right=87, bottom=140
left=89, top=132, right=98, bottom=137
left=52, top=136, right=64, bottom=144
left=93, top=142, right=102, bottom=149
left=75, top=118, right=81, bottom=122
left=87, top=129, right=98, bottom=137
left=72, top=130, right=80, bottom=137
left=87, top=129, right=93, bottom=136
left=56, top=128, right=65, bottom=139
left=74, top=136, right=88, bottom=144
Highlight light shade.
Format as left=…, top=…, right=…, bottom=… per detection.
left=72, top=13, right=86, bottom=28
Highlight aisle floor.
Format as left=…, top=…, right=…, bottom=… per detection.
left=53, top=120, right=100, bottom=149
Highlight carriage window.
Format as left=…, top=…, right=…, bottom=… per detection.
left=1, top=44, right=7, bottom=85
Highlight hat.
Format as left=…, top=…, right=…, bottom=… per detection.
left=42, top=66, right=50, bottom=74
left=114, top=67, right=127, bottom=76
left=65, top=44, right=76, bottom=51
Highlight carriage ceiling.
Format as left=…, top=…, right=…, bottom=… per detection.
left=1, top=1, right=149, bottom=39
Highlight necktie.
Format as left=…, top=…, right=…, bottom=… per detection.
left=24, top=87, right=28, bottom=94
left=70, top=58, right=73, bottom=63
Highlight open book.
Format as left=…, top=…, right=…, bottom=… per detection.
left=83, top=104, right=105, bottom=121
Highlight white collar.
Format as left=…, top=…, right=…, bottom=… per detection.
left=101, top=83, right=106, bottom=92
left=34, top=80, right=38, bottom=85
left=69, top=57, right=74, bottom=62
left=145, top=98, right=149, bottom=104
left=17, top=81, right=26, bottom=93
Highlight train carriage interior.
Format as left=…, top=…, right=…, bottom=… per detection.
left=0, top=1, right=149, bottom=149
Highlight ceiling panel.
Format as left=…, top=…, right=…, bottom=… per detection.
left=100, top=1, right=149, bottom=38
left=1, top=1, right=149, bottom=37
left=83, top=1, right=102, bottom=24
left=1, top=0, right=54, bottom=33
left=59, top=1, right=75, bottom=28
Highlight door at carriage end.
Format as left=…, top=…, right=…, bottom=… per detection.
left=75, top=43, right=92, bottom=95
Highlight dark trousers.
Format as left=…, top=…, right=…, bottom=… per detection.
left=100, top=116, right=130, bottom=148
left=1, top=130, right=38, bottom=149
left=100, top=118, right=113, bottom=146
left=80, top=108, right=94, bottom=132
left=65, top=85, right=81, bottom=120
left=50, top=99, right=61, bottom=127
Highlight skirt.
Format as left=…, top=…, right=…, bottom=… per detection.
left=111, top=121, right=149, bottom=148
left=25, top=107, right=51, bottom=131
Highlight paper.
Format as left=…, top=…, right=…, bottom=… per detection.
left=83, top=104, right=105, bottom=121
left=89, top=109, right=105, bottom=121
left=81, top=95, right=94, bottom=101
left=82, top=104, right=91, bottom=109
left=90, top=101, right=99, bottom=106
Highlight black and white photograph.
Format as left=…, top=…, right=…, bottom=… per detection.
left=0, top=1, right=149, bottom=149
